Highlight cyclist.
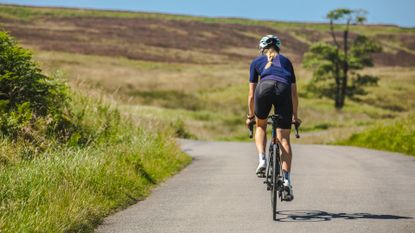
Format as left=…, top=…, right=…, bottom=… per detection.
left=246, top=35, right=301, bottom=201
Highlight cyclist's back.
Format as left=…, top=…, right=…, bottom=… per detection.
left=250, top=53, right=296, bottom=85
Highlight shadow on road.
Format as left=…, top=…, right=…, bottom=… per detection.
left=276, top=210, right=412, bottom=222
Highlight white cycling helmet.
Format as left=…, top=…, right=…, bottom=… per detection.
left=259, top=35, right=281, bottom=51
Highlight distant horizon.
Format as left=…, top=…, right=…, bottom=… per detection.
left=0, top=3, right=410, bottom=29
left=0, top=0, right=414, bottom=28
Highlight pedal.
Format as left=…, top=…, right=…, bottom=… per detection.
left=282, top=187, right=294, bottom=201
left=282, top=194, right=294, bottom=202
left=263, top=180, right=271, bottom=190
left=256, top=172, right=265, bottom=178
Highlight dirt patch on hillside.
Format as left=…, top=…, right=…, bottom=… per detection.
left=1, top=16, right=414, bottom=66
left=0, top=16, right=307, bottom=64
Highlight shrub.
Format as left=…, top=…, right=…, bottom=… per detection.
left=0, top=31, right=68, bottom=115
left=339, top=113, right=415, bottom=156
left=0, top=31, right=72, bottom=143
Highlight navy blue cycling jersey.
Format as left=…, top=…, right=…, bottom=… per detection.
left=249, top=54, right=296, bottom=84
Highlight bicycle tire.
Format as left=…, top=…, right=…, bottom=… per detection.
left=265, top=146, right=271, bottom=190
left=271, top=143, right=278, bottom=220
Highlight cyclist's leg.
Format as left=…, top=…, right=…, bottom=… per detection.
left=254, top=80, right=274, bottom=155
left=273, top=80, right=294, bottom=183
left=273, top=81, right=294, bottom=200
left=277, top=129, right=294, bottom=200
left=254, top=81, right=274, bottom=173
left=255, top=118, right=267, bottom=156
left=273, top=80, right=293, bottom=173
left=276, top=129, right=292, bottom=172
left=254, top=118, right=268, bottom=174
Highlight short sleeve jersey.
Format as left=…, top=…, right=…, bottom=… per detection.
left=249, top=54, right=296, bottom=85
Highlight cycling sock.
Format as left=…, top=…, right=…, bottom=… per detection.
left=283, top=171, right=291, bottom=184
left=258, top=153, right=265, bottom=161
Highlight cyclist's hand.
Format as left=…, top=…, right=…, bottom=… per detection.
left=246, top=117, right=255, bottom=128
left=292, top=116, right=302, bottom=125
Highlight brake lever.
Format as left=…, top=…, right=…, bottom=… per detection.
left=248, top=122, right=255, bottom=139
left=294, top=122, right=300, bottom=139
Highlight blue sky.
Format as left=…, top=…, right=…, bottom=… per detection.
left=1, top=0, right=414, bottom=27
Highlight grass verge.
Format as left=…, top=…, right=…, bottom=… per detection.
left=0, top=93, right=191, bottom=232
left=337, top=113, right=415, bottom=156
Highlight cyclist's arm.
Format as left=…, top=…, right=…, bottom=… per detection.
left=288, top=59, right=299, bottom=121
left=248, top=59, right=259, bottom=118
left=248, top=83, right=256, bottom=118
left=291, top=83, right=298, bottom=120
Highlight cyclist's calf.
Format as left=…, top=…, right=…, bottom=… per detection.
left=255, top=118, right=268, bottom=154
left=277, top=129, right=292, bottom=172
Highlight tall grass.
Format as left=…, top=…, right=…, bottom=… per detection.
left=338, top=113, right=415, bottom=156
left=0, top=93, right=191, bottom=232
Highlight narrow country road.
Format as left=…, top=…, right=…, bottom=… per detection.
left=95, top=140, right=415, bottom=233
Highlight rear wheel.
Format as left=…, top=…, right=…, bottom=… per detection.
left=270, top=143, right=278, bottom=220
left=265, top=147, right=271, bottom=190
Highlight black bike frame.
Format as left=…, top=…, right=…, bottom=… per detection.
left=265, top=115, right=282, bottom=190
left=270, top=115, right=283, bottom=220
left=247, top=114, right=300, bottom=220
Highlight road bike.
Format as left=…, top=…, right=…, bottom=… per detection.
left=248, top=115, right=300, bottom=220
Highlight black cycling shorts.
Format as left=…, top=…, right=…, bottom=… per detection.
left=254, top=80, right=293, bottom=129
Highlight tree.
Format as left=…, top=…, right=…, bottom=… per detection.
left=303, top=9, right=382, bottom=109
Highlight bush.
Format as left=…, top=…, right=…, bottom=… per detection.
left=0, top=31, right=73, bottom=144
left=339, top=113, right=415, bottom=156
left=0, top=32, right=68, bottom=115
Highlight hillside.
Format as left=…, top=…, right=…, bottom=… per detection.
left=1, top=4, right=414, bottom=141
left=1, top=4, right=415, bottom=66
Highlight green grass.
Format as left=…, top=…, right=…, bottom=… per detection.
left=0, top=93, right=191, bottom=232
left=30, top=49, right=415, bottom=142
left=338, top=113, right=415, bottom=156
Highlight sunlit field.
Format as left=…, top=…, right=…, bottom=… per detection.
left=32, top=49, right=415, bottom=142
left=2, top=4, right=414, bottom=142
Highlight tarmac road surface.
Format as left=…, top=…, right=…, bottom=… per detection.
left=96, top=140, right=415, bottom=233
